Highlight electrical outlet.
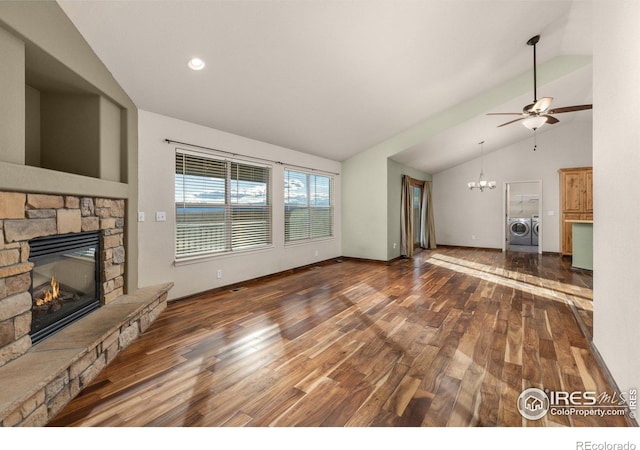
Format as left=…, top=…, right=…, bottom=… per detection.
left=216, top=269, right=222, bottom=279
left=314, top=250, right=319, bottom=257
left=138, top=211, right=145, bottom=222
left=155, top=211, right=166, bottom=222
left=393, top=243, right=397, bottom=249
left=472, top=235, right=476, bottom=240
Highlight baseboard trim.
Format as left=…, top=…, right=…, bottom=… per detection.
left=172, top=253, right=410, bottom=303
left=566, top=298, right=639, bottom=427
left=341, top=255, right=402, bottom=265
left=172, top=257, right=343, bottom=302
left=435, top=244, right=503, bottom=252
left=589, top=341, right=639, bottom=427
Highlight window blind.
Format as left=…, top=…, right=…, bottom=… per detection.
left=284, top=169, right=333, bottom=242
left=175, top=150, right=271, bottom=258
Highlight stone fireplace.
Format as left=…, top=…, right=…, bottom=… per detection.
left=0, top=190, right=171, bottom=426
left=0, top=192, right=126, bottom=367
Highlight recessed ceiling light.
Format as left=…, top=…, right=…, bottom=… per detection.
left=187, top=57, right=205, bottom=71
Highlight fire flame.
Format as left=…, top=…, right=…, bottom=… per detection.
left=36, top=277, right=60, bottom=306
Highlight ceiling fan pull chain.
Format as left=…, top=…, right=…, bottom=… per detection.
left=533, top=129, right=537, bottom=151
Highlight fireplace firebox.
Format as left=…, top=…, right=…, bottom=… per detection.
left=29, top=232, right=101, bottom=344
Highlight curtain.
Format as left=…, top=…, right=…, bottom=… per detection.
left=402, top=175, right=437, bottom=258
left=421, top=180, right=437, bottom=249
left=400, top=175, right=413, bottom=257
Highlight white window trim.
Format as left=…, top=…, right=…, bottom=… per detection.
left=175, top=148, right=273, bottom=261
left=284, top=167, right=335, bottom=244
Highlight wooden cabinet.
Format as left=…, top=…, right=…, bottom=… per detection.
left=559, top=167, right=593, bottom=255
left=585, top=170, right=593, bottom=211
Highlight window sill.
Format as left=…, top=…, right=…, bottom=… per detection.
left=174, top=244, right=275, bottom=267
left=284, top=236, right=336, bottom=248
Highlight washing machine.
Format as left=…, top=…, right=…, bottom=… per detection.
left=508, top=217, right=532, bottom=246
left=531, top=215, right=539, bottom=246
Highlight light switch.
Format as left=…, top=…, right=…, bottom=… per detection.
left=138, top=212, right=145, bottom=222
left=156, top=211, right=167, bottom=222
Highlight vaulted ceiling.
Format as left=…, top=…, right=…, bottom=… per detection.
left=58, top=0, right=592, bottom=174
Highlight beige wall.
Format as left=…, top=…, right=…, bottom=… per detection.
left=138, top=110, right=342, bottom=300
left=40, top=93, right=100, bottom=178
left=25, top=85, right=40, bottom=166
left=342, top=155, right=430, bottom=262
left=342, top=149, right=388, bottom=260
left=592, top=0, right=640, bottom=395
left=0, top=25, right=24, bottom=164
left=99, top=96, right=122, bottom=182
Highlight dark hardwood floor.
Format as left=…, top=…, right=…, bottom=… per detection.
left=48, top=247, right=628, bottom=427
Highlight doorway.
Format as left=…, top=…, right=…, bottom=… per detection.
left=504, top=180, right=542, bottom=253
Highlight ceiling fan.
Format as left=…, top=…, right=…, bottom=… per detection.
left=487, top=35, right=592, bottom=130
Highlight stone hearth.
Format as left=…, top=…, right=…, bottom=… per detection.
left=0, top=282, right=171, bottom=426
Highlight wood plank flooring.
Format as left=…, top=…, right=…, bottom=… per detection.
left=48, top=247, right=628, bottom=427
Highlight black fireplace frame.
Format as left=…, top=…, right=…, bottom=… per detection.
left=29, top=231, right=101, bottom=344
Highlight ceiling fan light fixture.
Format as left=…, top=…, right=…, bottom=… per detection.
left=522, top=115, right=547, bottom=130
left=187, top=57, right=206, bottom=71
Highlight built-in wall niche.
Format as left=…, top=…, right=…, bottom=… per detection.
left=24, top=43, right=126, bottom=182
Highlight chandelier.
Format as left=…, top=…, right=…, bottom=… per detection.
left=467, top=141, right=496, bottom=191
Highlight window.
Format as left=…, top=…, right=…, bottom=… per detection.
left=175, top=150, right=271, bottom=259
left=284, top=169, right=333, bottom=242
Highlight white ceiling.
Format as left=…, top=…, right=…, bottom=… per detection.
left=57, top=0, right=593, bottom=174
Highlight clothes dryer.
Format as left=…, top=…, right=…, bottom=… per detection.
left=508, top=217, right=532, bottom=246
left=531, top=215, right=539, bottom=246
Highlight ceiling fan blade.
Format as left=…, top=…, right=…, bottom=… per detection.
left=547, top=104, right=593, bottom=114
left=497, top=117, right=526, bottom=128
left=486, top=112, right=524, bottom=116
left=531, top=97, right=553, bottom=113
left=544, top=115, right=559, bottom=124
